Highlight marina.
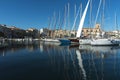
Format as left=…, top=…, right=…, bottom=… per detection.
left=0, top=0, right=120, bottom=80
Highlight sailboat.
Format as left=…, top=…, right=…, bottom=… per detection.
left=91, top=0, right=120, bottom=46
left=68, top=0, right=91, bottom=44
left=68, top=4, right=80, bottom=44
left=76, top=0, right=91, bottom=44
left=91, top=38, right=120, bottom=46
left=41, top=12, right=71, bottom=44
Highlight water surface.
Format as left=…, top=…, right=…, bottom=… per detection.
left=0, top=41, right=120, bottom=80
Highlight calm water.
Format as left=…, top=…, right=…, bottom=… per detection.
left=0, top=41, right=120, bottom=80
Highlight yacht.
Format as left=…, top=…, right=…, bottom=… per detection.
left=41, top=38, right=71, bottom=44
left=91, top=38, right=120, bottom=46
left=76, top=0, right=91, bottom=45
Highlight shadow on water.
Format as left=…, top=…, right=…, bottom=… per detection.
left=0, top=40, right=120, bottom=80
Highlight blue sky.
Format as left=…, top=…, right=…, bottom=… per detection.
left=0, top=0, right=119, bottom=31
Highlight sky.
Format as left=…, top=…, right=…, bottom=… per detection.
left=0, top=0, right=119, bottom=31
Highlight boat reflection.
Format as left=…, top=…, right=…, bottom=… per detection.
left=76, top=50, right=87, bottom=80
left=79, top=45, right=119, bottom=53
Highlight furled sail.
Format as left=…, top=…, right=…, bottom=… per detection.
left=76, top=0, right=90, bottom=38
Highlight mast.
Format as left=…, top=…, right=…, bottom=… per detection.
left=101, top=0, right=105, bottom=31
left=115, top=13, right=118, bottom=31
left=94, top=0, right=102, bottom=27
left=76, top=0, right=91, bottom=38
left=53, top=12, right=57, bottom=30
left=101, top=0, right=105, bottom=38
left=80, top=3, right=82, bottom=20
left=71, top=4, right=80, bottom=32
left=114, top=12, right=118, bottom=38
left=49, top=14, right=54, bottom=37
left=47, top=17, right=51, bottom=37
left=90, top=0, right=92, bottom=28
left=70, top=4, right=76, bottom=37
left=63, top=5, right=67, bottom=30
left=89, top=0, right=92, bottom=38
left=51, top=12, right=56, bottom=38
left=68, top=3, right=70, bottom=30
left=58, top=11, right=61, bottom=30
left=74, top=4, right=76, bottom=23
left=56, top=11, right=61, bottom=37
left=74, top=4, right=76, bottom=31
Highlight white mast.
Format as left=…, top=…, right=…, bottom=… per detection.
left=71, top=4, right=80, bottom=31
left=115, top=12, right=118, bottom=31
left=80, top=3, right=82, bottom=20
left=76, top=0, right=90, bottom=38
left=64, top=5, right=67, bottom=30
left=94, top=0, right=102, bottom=27
left=68, top=3, right=70, bottom=30
left=74, top=4, right=76, bottom=31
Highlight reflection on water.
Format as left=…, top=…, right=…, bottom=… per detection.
left=0, top=41, right=120, bottom=80
left=78, top=45, right=120, bottom=80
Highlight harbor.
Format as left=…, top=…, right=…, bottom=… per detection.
left=0, top=0, right=120, bottom=80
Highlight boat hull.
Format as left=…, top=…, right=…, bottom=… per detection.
left=41, top=38, right=71, bottom=44
left=69, top=38, right=79, bottom=44
left=59, top=39, right=71, bottom=44
left=79, top=39, right=91, bottom=45
left=91, top=39, right=120, bottom=46
left=41, top=38, right=60, bottom=43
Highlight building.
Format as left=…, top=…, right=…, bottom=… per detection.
left=39, top=24, right=102, bottom=38
left=9, top=26, right=26, bottom=38
left=53, top=29, right=71, bottom=38
left=81, top=24, right=102, bottom=38
left=26, top=28, right=39, bottom=38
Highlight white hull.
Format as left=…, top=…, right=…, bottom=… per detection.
left=91, top=38, right=120, bottom=46
left=41, top=38, right=71, bottom=44
left=79, top=39, right=91, bottom=45
left=40, top=41, right=61, bottom=46
left=41, top=38, right=60, bottom=43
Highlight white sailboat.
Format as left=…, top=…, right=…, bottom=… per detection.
left=91, top=0, right=120, bottom=46
left=69, top=4, right=81, bottom=44
left=41, top=11, right=71, bottom=44
left=76, top=0, right=91, bottom=44
left=91, top=38, right=120, bottom=46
